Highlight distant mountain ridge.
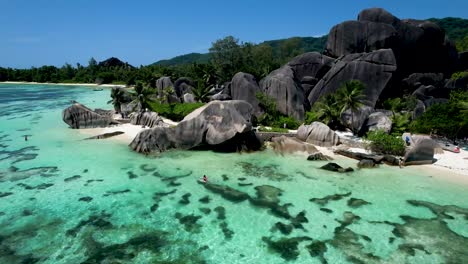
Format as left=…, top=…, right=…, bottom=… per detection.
left=152, top=17, right=467, bottom=66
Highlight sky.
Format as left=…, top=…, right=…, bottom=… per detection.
left=1, top=0, right=468, bottom=68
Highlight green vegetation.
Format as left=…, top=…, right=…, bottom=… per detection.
left=305, top=80, right=367, bottom=131
left=429, top=17, right=468, bottom=44
left=191, top=81, right=212, bottom=103
left=456, top=36, right=468, bottom=52
left=257, top=126, right=289, bottom=133
left=256, top=92, right=300, bottom=130
left=451, top=71, right=468, bottom=80
left=147, top=101, right=204, bottom=121
left=410, top=90, right=468, bottom=139
left=365, top=130, right=406, bottom=156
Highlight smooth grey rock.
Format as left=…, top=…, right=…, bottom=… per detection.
left=363, top=112, right=392, bottom=133
left=325, top=20, right=398, bottom=58
left=130, top=100, right=261, bottom=153
left=156, top=76, right=175, bottom=97
left=341, top=106, right=374, bottom=133
left=309, top=49, right=397, bottom=110
left=210, top=92, right=232, bottom=101
left=402, top=73, right=445, bottom=90
left=174, top=77, right=194, bottom=97
left=307, top=152, right=332, bottom=161
left=326, top=8, right=458, bottom=75
left=129, top=111, right=166, bottom=128
left=231, top=72, right=262, bottom=116
left=261, top=66, right=305, bottom=121
left=403, top=138, right=437, bottom=165
left=62, top=103, right=115, bottom=129
left=84, top=131, right=124, bottom=140
left=297, top=122, right=340, bottom=147
left=183, top=93, right=196, bottom=103
left=334, top=150, right=384, bottom=163
left=357, top=159, right=378, bottom=168
left=320, top=163, right=354, bottom=173
left=270, top=136, right=318, bottom=155
left=287, top=52, right=334, bottom=82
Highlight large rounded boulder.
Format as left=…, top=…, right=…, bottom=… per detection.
left=297, top=122, right=340, bottom=147
left=325, top=20, right=398, bottom=58
left=62, top=103, right=115, bottom=129
left=156, top=77, right=175, bottom=96
left=325, top=8, right=458, bottom=76
left=308, top=49, right=397, bottom=109
left=403, top=138, right=437, bottom=165
left=287, top=52, right=334, bottom=82
left=261, top=66, right=306, bottom=121
left=231, top=72, right=262, bottom=116
left=362, top=112, right=392, bottom=133
left=130, top=100, right=261, bottom=153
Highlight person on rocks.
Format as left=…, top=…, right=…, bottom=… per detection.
left=202, top=175, right=208, bottom=183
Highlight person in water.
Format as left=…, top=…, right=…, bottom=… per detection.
left=24, top=135, right=28, bottom=141
left=202, top=175, right=207, bottom=183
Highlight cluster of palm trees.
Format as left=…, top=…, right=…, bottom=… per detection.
left=312, top=80, right=367, bottom=133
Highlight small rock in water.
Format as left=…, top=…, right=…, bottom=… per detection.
left=199, top=196, right=211, bottom=204
left=320, top=208, right=333, bottom=213
left=320, top=163, right=354, bottom=173
left=307, top=152, right=332, bottom=161
left=127, top=171, right=138, bottom=179
left=179, top=193, right=191, bottom=205
left=64, top=175, right=81, bottom=182
left=357, top=159, right=378, bottom=169
left=347, top=198, right=371, bottom=208
left=214, top=206, right=226, bottom=220
left=222, top=174, right=229, bottom=181
left=79, top=196, right=93, bottom=202
left=0, top=192, right=13, bottom=198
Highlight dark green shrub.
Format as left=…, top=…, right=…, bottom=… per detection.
left=410, top=90, right=468, bottom=138
left=365, top=130, right=406, bottom=156
left=148, top=102, right=204, bottom=121
left=256, top=92, right=300, bottom=129
left=257, top=126, right=289, bottom=133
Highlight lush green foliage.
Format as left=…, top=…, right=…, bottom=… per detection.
left=306, top=80, right=367, bottom=131
left=410, top=90, right=468, bottom=138
left=154, top=36, right=327, bottom=67
left=147, top=102, right=204, bottom=121
left=191, top=81, right=212, bottom=103
left=365, top=130, right=406, bottom=156
left=391, top=112, right=411, bottom=136
left=257, top=126, right=289, bottom=133
left=383, top=96, right=417, bottom=115
left=256, top=92, right=300, bottom=129
left=429, top=17, right=468, bottom=44
left=456, top=36, right=468, bottom=52
left=451, top=71, right=468, bottom=80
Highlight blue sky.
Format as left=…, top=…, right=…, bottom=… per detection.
left=1, top=0, right=468, bottom=68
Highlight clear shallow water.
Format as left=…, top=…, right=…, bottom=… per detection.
left=0, top=83, right=468, bottom=264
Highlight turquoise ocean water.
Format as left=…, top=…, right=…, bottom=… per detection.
left=0, top=83, right=467, bottom=263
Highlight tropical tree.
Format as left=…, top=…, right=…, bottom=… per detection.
left=336, top=80, right=367, bottom=132
left=108, top=87, right=126, bottom=113
left=313, top=94, right=341, bottom=128
left=191, top=81, right=212, bottom=103
left=134, top=82, right=154, bottom=111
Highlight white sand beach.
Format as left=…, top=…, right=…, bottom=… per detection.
left=1, top=81, right=126, bottom=88
left=78, top=123, right=146, bottom=144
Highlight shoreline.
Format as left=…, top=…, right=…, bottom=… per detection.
left=77, top=123, right=468, bottom=186
left=0, top=81, right=127, bottom=88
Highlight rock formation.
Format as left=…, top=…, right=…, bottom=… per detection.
left=62, top=103, right=115, bottom=129
left=270, top=136, right=318, bottom=155
left=130, top=100, right=261, bottom=153
left=362, top=112, right=392, bottom=133
left=231, top=72, right=262, bottom=116
left=403, top=138, right=437, bottom=165
left=261, top=66, right=306, bottom=121
left=297, top=122, right=340, bottom=147
left=129, top=111, right=167, bottom=128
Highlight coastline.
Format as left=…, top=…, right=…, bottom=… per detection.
left=0, top=81, right=126, bottom=88
left=77, top=124, right=468, bottom=186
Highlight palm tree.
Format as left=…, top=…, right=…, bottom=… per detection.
left=191, top=81, right=212, bottom=103
left=336, top=80, right=367, bottom=132
left=133, top=82, right=154, bottom=111
left=108, top=87, right=126, bottom=113
left=314, top=94, right=340, bottom=128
